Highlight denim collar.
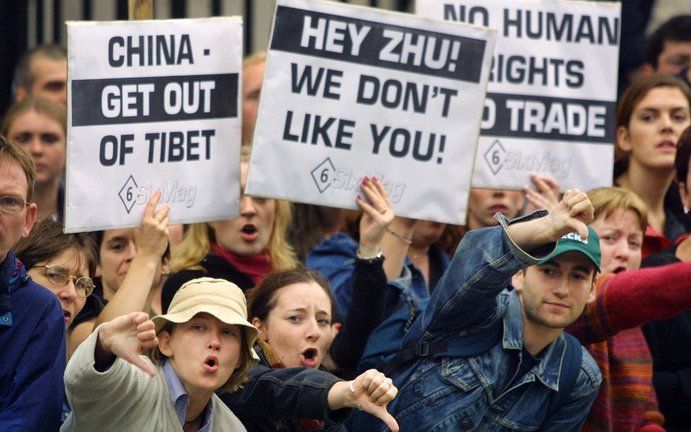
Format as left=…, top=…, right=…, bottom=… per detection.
left=501, top=290, right=567, bottom=391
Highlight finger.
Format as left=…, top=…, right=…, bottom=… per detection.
left=144, top=191, right=162, bottom=218
left=371, top=407, right=399, bottom=432
left=154, top=204, right=170, bottom=222
left=129, top=355, right=157, bottom=377
left=356, top=194, right=377, bottom=216
left=374, top=382, right=397, bottom=405
left=366, top=372, right=385, bottom=394
left=371, top=177, right=392, bottom=205
left=569, top=200, right=594, bottom=222
left=568, top=220, right=589, bottom=239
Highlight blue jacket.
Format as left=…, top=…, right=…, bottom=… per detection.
left=0, top=251, right=66, bottom=431
left=306, top=233, right=449, bottom=317
left=348, top=213, right=602, bottom=431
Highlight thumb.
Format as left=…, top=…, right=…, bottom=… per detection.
left=368, top=404, right=399, bottom=432
left=571, top=220, right=589, bottom=240
left=125, top=353, right=157, bottom=377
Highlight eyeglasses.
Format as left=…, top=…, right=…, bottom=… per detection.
left=35, top=264, right=95, bottom=298
left=0, top=196, right=27, bottom=214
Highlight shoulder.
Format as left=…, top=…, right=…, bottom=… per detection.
left=307, top=233, right=358, bottom=260
left=211, top=394, right=247, bottom=431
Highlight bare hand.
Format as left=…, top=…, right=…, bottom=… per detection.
left=523, top=174, right=560, bottom=214
left=135, top=191, right=170, bottom=260
left=350, top=369, right=399, bottom=432
left=98, top=312, right=159, bottom=377
left=548, top=189, right=594, bottom=240
left=357, top=177, right=395, bottom=256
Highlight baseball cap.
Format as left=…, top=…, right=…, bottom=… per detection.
left=537, top=227, right=601, bottom=271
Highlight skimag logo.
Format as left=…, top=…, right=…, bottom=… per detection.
left=484, top=141, right=573, bottom=180
left=309, top=158, right=407, bottom=203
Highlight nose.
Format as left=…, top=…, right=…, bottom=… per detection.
left=124, top=242, right=136, bottom=263
left=614, top=239, right=630, bottom=260
left=60, top=280, right=78, bottom=302
left=208, top=330, right=221, bottom=351
left=239, top=195, right=257, bottom=217
left=305, top=319, right=321, bottom=342
left=552, top=275, right=570, bottom=299
left=28, top=137, right=43, bottom=155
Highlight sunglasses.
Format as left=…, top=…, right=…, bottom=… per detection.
left=35, top=264, right=95, bottom=298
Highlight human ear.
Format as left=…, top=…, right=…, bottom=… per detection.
left=158, top=330, right=173, bottom=357
left=586, top=280, right=597, bottom=304
left=511, top=270, right=525, bottom=292
left=251, top=317, right=268, bottom=341
left=21, top=203, right=37, bottom=238
left=616, top=126, right=632, bottom=153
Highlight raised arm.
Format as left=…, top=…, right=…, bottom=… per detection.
left=404, top=190, right=594, bottom=345
left=568, top=261, right=691, bottom=343
left=95, top=192, right=169, bottom=326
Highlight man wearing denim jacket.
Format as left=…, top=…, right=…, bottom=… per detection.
left=349, top=189, right=603, bottom=431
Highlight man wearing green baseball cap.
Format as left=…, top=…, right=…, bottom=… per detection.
left=350, top=189, right=603, bottom=432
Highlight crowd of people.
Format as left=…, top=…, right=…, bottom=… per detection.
left=0, top=9, right=690, bottom=432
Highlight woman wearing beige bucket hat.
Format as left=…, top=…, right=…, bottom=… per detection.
left=61, top=277, right=259, bottom=432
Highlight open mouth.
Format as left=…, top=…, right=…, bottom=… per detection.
left=612, top=266, right=626, bottom=274
left=240, top=224, right=258, bottom=241
left=63, top=310, right=71, bottom=322
left=657, top=140, right=676, bottom=150
left=203, top=356, right=219, bottom=372
left=300, top=348, right=319, bottom=368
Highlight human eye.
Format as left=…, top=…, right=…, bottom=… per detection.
left=317, top=318, right=331, bottom=327
left=629, top=238, right=642, bottom=249
left=222, top=327, right=239, bottom=337
left=45, top=265, right=69, bottom=285
left=107, top=240, right=126, bottom=252
left=287, top=315, right=302, bottom=323
left=42, top=133, right=62, bottom=144
left=10, top=132, right=31, bottom=144
left=673, top=112, right=689, bottom=122
left=540, top=267, right=555, bottom=276
left=250, top=196, right=267, bottom=204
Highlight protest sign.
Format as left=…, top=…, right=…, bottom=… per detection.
left=246, top=0, right=495, bottom=224
left=417, top=0, right=620, bottom=191
left=65, top=17, right=242, bottom=232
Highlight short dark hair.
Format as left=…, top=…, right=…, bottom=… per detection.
left=675, top=127, right=691, bottom=185
left=14, top=218, right=99, bottom=277
left=12, top=44, right=67, bottom=93
left=0, top=135, right=36, bottom=202
left=645, top=15, right=691, bottom=69
left=247, top=268, right=334, bottom=321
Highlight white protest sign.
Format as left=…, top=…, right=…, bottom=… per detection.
left=246, top=0, right=495, bottom=225
left=66, top=17, right=242, bottom=232
left=417, top=0, right=619, bottom=191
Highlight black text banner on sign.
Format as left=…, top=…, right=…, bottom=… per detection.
left=417, top=0, right=620, bottom=191
left=246, top=0, right=496, bottom=225
left=65, top=18, right=243, bottom=233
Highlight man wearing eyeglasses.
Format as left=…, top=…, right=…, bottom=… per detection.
left=0, top=135, right=66, bottom=431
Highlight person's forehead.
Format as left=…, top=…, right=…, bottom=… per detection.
left=661, top=39, right=691, bottom=56
left=103, top=228, right=135, bottom=242
left=30, top=56, right=66, bottom=81
left=0, top=160, right=29, bottom=198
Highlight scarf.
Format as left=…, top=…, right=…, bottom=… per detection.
left=211, top=244, right=272, bottom=285
left=258, top=340, right=324, bottom=432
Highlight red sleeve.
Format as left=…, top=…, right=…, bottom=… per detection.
left=568, top=262, right=691, bottom=344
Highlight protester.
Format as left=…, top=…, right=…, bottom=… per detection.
left=642, top=15, right=691, bottom=76
left=12, top=44, right=67, bottom=107
left=242, top=51, right=266, bottom=147
left=61, top=278, right=259, bottom=431
left=14, top=218, right=98, bottom=345
left=350, top=189, right=603, bottom=431
left=614, top=74, right=691, bottom=257
left=69, top=191, right=170, bottom=356
left=2, top=97, right=66, bottom=220
left=162, top=153, right=297, bottom=309
left=642, top=126, right=691, bottom=431
left=0, top=135, right=64, bottom=431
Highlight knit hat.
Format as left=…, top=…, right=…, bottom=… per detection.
left=538, top=227, right=601, bottom=271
